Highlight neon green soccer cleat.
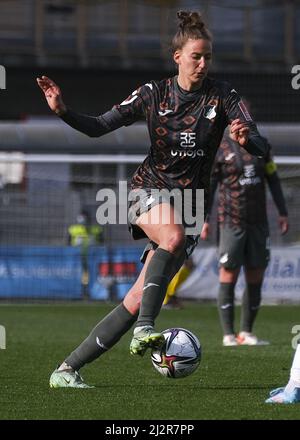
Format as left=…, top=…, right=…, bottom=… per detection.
left=129, top=326, right=165, bottom=356
left=49, top=367, right=94, bottom=389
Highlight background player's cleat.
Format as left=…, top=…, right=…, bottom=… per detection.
left=130, top=326, right=165, bottom=356
left=236, top=331, right=270, bottom=346
left=49, top=367, right=94, bottom=388
left=223, top=334, right=238, bottom=346
left=265, top=387, right=300, bottom=403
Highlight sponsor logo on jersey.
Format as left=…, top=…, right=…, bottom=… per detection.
left=239, top=177, right=261, bottom=186
left=171, top=149, right=204, bottom=158
left=239, top=164, right=261, bottom=185
left=203, top=104, right=217, bottom=120
left=171, top=132, right=204, bottom=158
left=244, top=165, right=255, bottom=178
left=180, top=132, right=196, bottom=148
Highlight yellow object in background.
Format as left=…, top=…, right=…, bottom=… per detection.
left=163, top=264, right=192, bottom=305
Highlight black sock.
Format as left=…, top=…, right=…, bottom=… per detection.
left=136, top=248, right=185, bottom=328
left=218, top=282, right=235, bottom=335
left=240, top=282, right=262, bottom=333
left=65, top=303, right=137, bottom=371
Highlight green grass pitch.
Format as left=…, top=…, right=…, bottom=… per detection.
left=0, top=303, right=299, bottom=420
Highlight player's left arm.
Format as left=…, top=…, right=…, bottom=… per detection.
left=265, top=148, right=289, bottom=235
left=224, top=88, right=269, bottom=157
left=201, top=155, right=221, bottom=240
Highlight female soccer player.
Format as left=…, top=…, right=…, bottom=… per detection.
left=201, top=137, right=288, bottom=346
left=37, top=10, right=268, bottom=388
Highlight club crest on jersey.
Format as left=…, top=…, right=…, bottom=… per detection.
left=203, top=104, right=217, bottom=120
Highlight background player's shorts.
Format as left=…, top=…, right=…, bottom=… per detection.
left=128, top=188, right=200, bottom=264
left=218, top=223, right=270, bottom=269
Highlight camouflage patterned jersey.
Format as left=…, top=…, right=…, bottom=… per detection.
left=61, top=75, right=268, bottom=211
left=207, top=138, right=287, bottom=226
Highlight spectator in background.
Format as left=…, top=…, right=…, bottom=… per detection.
left=201, top=136, right=288, bottom=346
left=68, top=210, right=103, bottom=295
left=68, top=210, right=103, bottom=248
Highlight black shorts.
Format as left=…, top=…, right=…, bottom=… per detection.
left=219, top=223, right=270, bottom=270
left=128, top=188, right=200, bottom=264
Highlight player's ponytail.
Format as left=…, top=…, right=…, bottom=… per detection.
left=172, top=10, right=212, bottom=52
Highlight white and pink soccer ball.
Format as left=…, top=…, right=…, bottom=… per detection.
left=151, top=328, right=201, bottom=379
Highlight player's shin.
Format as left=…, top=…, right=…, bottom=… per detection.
left=135, top=248, right=184, bottom=328
left=65, top=303, right=137, bottom=370
left=240, top=282, right=262, bottom=333
left=218, top=282, right=235, bottom=335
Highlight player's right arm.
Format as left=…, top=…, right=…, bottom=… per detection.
left=201, top=152, right=221, bottom=240
left=37, top=76, right=148, bottom=137
left=264, top=145, right=289, bottom=235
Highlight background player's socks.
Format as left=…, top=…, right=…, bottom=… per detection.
left=240, top=282, right=262, bottom=333
left=65, top=303, right=137, bottom=370
left=136, top=248, right=178, bottom=328
left=218, top=282, right=235, bottom=335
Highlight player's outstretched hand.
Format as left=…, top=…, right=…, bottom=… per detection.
left=36, top=76, right=66, bottom=115
left=200, top=222, right=210, bottom=240
left=229, top=118, right=250, bottom=147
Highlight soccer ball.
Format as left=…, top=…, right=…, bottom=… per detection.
left=151, top=328, right=201, bottom=378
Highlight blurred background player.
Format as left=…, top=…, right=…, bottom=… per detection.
left=68, top=210, right=103, bottom=297
left=201, top=135, right=288, bottom=346
left=37, top=10, right=268, bottom=388
left=163, top=258, right=195, bottom=309
left=266, top=342, right=300, bottom=404
left=68, top=210, right=103, bottom=248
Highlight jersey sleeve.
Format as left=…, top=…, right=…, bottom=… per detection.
left=114, top=83, right=153, bottom=126
left=59, top=83, right=152, bottom=137
left=264, top=143, right=288, bottom=216
left=264, top=141, right=276, bottom=176
left=223, top=86, right=269, bottom=157
left=60, top=107, right=125, bottom=137
left=205, top=150, right=222, bottom=222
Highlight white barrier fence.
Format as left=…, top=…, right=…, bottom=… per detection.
left=178, top=246, right=300, bottom=304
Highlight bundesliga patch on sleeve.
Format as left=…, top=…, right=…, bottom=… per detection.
left=238, top=100, right=252, bottom=121
left=265, top=161, right=277, bottom=175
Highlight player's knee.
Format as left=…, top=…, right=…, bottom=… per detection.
left=163, top=230, right=186, bottom=255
